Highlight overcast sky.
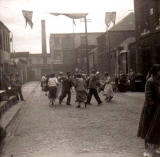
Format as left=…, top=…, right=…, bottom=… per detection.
left=0, top=0, right=134, bottom=53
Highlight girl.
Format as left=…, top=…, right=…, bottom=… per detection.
left=103, top=72, right=113, bottom=102
left=74, top=74, right=87, bottom=108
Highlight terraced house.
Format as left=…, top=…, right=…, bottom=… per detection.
left=0, top=21, right=12, bottom=90
left=134, top=0, right=160, bottom=77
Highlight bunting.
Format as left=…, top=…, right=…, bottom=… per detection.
left=22, top=10, right=33, bottom=28
left=50, top=13, right=88, bottom=19
left=50, top=12, right=88, bottom=25
left=105, top=12, right=116, bottom=27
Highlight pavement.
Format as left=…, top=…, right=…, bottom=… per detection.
left=0, top=82, right=149, bottom=157
left=1, top=81, right=40, bottom=130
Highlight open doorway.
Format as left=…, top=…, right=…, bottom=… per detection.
left=142, top=49, right=151, bottom=77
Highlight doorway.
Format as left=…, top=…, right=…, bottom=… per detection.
left=142, top=49, right=151, bottom=76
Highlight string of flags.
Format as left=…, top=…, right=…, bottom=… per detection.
left=21, top=10, right=116, bottom=29
left=50, top=13, right=88, bottom=26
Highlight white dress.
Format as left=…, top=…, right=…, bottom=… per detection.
left=104, top=76, right=114, bottom=98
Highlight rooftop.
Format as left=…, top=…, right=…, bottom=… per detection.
left=0, top=21, right=10, bottom=32
left=109, top=12, right=135, bottom=31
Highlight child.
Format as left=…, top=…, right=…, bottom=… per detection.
left=103, top=72, right=113, bottom=102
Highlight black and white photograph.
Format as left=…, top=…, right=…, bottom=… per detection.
left=0, top=0, right=160, bottom=157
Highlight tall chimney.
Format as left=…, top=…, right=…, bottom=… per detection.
left=41, top=20, right=47, bottom=65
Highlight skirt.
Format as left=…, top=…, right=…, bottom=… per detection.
left=48, top=86, right=57, bottom=99
left=76, top=90, right=87, bottom=103
left=104, top=84, right=113, bottom=97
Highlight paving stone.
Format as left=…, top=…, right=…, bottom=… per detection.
left=1, top=82, right=146, bottom=157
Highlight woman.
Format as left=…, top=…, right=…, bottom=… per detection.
left=137, top=64, right=160, bottom=157
left=103, top=72, right=113, bottom=102
left=74, top=74, right=87, bottom=108
left=48, top=73, right=59, bottom=107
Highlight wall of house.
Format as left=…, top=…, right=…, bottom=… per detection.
left=97, top=31, right=135, bottom=78
left=134, top=0, right=160, bottom=76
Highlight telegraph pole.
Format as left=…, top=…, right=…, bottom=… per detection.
left=84, top=16, right=89, bottom=74
left=80, top=17, right=91, bottom=74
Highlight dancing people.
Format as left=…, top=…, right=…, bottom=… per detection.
left=59, top=72, right=73, bottom=105
left=86, top=70, right=102, bottom=105
left=103, top=72, right=113, bottom=102
left=48, top=73, right=59, bottom=107
left=74, top=74, right=87, bottom=108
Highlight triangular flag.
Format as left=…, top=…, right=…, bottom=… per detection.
left=105, top=12, right=116, bottom=27
left=110, top=12, right=116, bottom=25
left=22, top=10, right=33, bottom=28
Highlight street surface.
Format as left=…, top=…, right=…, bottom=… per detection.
left=1, top=82, right=145, bottom=157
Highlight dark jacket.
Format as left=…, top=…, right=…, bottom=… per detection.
left=88, top=74, right=100, bottom=89
left=61, top=76, right=73, bottom=92
left=137, top=76, right=160, bottom=145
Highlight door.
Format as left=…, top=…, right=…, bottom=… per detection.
left=142, top=49, right=151, bottom=77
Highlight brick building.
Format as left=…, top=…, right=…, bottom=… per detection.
left=29, top=53, right=54, bottom=80
left=97, top=13, right=136, bottom=79
left=11, top=52, right=29, bottom=83
left=50, top=32, right=104, bottom=73
left=134, top=0, right=160, bottom=77
left=0, top=21, right=12, bottom=89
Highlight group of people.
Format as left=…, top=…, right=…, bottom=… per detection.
left=1, top=74, right=25, bottom=102
left=41, top=70, right=114, bottom=108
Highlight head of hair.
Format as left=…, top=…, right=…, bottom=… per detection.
left=59, top=72, right=63, bottom=75
left=91, top=69, right=96, bottom=74
left=151, top=64, right=160, bottom=76
left=77, top=74, right=82, bottom=78
left=66, top=72, right=71, bottom=76
left=105, top=72, right=108, bottom=76
left=50, top=73, right=55, bottom=78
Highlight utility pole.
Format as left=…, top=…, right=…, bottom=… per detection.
left=106, top=27, right=111, bottom=74
left=84, top=16, right=89, bottom=74
left=80, top=17, right=91, bottom=74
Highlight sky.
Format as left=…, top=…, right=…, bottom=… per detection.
left=0, top=0, right=134, bottom=53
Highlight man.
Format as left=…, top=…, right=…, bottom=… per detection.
left=59, top=72, right=73, bottom=105
left=86, top=70, right=102, bottom=105
left=15, top=75, right=25, bottom=101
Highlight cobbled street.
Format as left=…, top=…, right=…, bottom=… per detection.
left=1, top=82, right=145, bottom=157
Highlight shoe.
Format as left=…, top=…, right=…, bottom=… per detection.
left=143, top=152, right=153, bottom=157
left=98, top=101, right=103, bottom=105
left=156, top=148, right=160, bottom=154
left=66, top=103, right=71, bottom=106
left=76, top=105, right=80, bottom=108
left=85, top=102, right=92, bottom=105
